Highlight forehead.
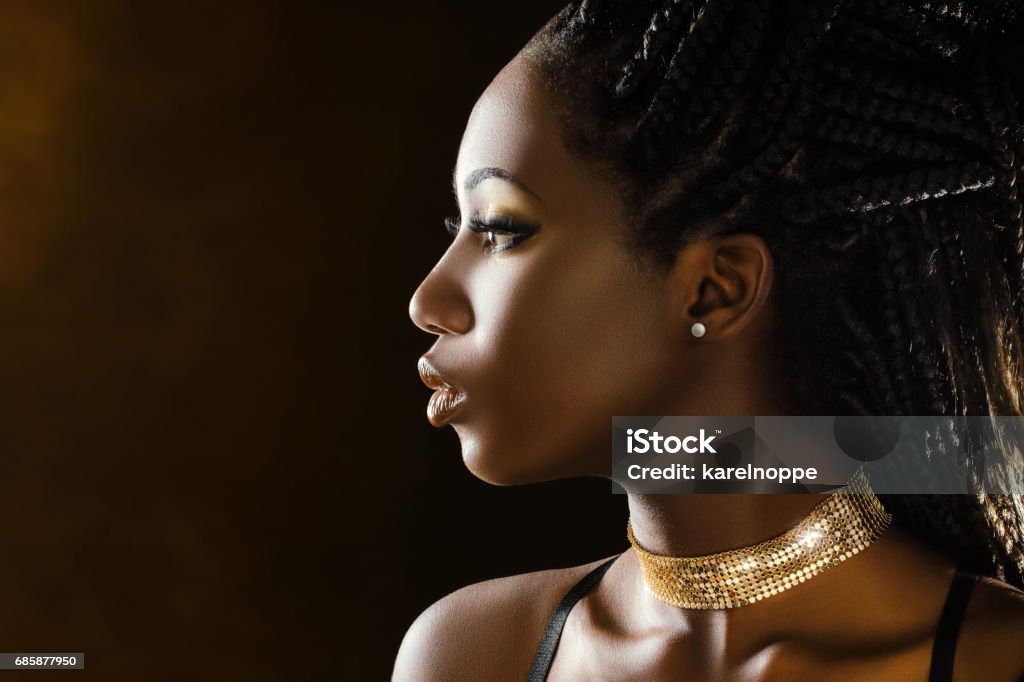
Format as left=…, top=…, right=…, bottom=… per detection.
left=454, top=57, right=574, bottom=201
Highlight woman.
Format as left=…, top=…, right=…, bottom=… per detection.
left=398, top=0, right=1024, bottom=679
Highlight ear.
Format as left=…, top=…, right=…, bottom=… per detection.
left=666, top=233, right=774, bottom=342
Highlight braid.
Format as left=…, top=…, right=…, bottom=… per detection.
left=529, top=0, right=1024, bottom=586
left=853, top=6, right=965, bottom=65
left=635, top=0, right=737, bottom=156
left=818, top=87, right=994, bottom=151
left=786, top=161, right=997, bottom=222
left=914, top=207, right=956, bottom=414
left=818, top=58, right=961, bottom=112
left=841, top=15, right=939, bottom=67
left=572, top=0, right=612, bottom=26
left=614, top=0, right=696, bottom=100
left=704, top=0, right=849, bottom=209
left=742, top=0, right=847, bottom=150
left=713, top=89, right=816, bottom=208
left=935, top=206, right=976, bottom=415
left=876, top=221, right=915, bottom=412
left=836, top=294, right=902, bottom=414
left=675, top=0, right=772, bottom=137
left=974, top=40, right=1024, bottom=328
left=813, top=114, right=976, bottom=164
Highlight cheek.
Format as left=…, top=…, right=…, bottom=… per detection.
left=462, top=241, right=678, bottom=482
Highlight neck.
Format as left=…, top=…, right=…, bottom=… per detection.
left=625, top=493, right=824, bottom=556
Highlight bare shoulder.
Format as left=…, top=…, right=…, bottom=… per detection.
left=956, top=574, right=1024, bottom=681
left=392, top=555, right=619, bottom=682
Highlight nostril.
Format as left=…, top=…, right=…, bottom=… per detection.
left=409, top=295, right=450, bottom=335
left=408, top=270, right=473, bottom=335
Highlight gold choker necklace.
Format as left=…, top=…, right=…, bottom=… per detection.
left=626, top=468, right=892, bottom=609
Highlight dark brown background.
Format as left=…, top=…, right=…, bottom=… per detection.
left=0, top=1, right=626, bottom=679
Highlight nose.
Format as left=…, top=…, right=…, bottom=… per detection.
left=409, top=258, right=473, bottom=336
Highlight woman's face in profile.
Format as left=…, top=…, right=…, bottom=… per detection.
left=410, top=56, right=696, bottom=485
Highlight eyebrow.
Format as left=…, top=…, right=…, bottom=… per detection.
left=454, top=167, right=544, bottom=203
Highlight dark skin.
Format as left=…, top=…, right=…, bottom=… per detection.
left=399, top=55, right=1024, bottom=681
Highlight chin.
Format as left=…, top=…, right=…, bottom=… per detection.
left=458, top=438, right=541, bottom=486
left=453, top=425, right=596, bottom=486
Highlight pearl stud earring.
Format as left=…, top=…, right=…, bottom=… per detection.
left=691, top=322, right=706, bottom=338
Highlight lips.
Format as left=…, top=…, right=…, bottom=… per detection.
left=417, top=356, right=467, bottom=426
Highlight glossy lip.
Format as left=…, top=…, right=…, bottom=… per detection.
left=417, top=356, right=467, bottom=426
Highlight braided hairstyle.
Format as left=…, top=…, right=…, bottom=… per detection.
left=522, top=0, right=1024, bottom=586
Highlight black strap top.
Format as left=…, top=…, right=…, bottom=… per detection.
left=527, top=555, right=983, bottom=681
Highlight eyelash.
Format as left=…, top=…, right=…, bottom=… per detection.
left=444, top=215, right=539, bottom=255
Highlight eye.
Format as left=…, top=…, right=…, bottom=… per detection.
left=484, top=230, right=515, bottom=251
left=467, top=215, right=540, bottom=255
left=444, top=216, right=460, bottom=238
